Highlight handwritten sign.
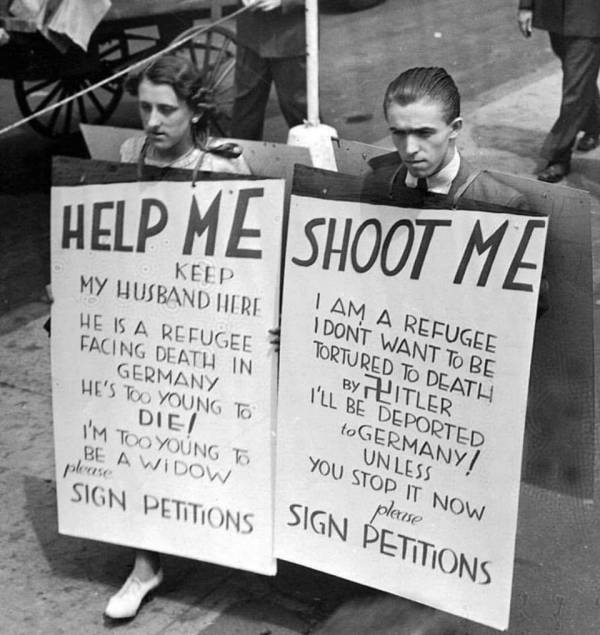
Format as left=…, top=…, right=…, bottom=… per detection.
left=51, top=178, right=284, bottom=575
left=275, top=194, right=547, bottom=629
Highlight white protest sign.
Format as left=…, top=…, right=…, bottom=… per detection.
left=276, top=195, right=547, bottom=629
left=51, top=178, right=284, bottom=575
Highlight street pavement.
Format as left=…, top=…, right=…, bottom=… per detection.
left=2, top=61, right=600, bottom=635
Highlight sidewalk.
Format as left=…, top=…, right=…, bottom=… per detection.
left=1, top=66, right=600, bottom=635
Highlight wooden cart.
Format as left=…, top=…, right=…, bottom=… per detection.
left=0, top=0, right=238, bottom=137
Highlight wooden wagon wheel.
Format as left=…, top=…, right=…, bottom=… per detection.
left=12, top=31, right=136, bottom=138
left=172, top=25, right=238, bottom=137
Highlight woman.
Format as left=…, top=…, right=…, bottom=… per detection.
left=120, top=53, right=250, bottom=175
left=105, top=54, right=251, bottom=620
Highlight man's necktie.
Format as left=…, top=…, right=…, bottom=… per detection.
left=417, top=177, right=428, bottom=193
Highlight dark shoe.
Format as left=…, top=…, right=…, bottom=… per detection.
left=576, top=133, right=600, bottom=152
left=537, top=162, right=570, bottom=183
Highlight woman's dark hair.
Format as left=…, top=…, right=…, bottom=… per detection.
left=125, top=54, right=204, bottom=109
left=383, top=67, right=460, bottom=124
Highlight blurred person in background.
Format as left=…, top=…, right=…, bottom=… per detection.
left=232, top=0, right=307, bottom=140
left=518, top=0, right=600, bottom=183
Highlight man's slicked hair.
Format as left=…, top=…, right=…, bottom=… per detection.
left=383, top=67, right=460, bottom=124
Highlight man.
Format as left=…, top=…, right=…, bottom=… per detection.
left=365, top=66, right=550, bottom=316
left=231, top=0, right=307, bottom=140
left=365, top=67, right=526, bottom=209
left=518, top=0, right=600, bottom=183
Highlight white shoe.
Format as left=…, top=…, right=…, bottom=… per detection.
left=104, top=569, right=163, bottom=619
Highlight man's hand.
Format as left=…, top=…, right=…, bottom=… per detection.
left=518, top=10, right=533, bottom=38
left=245, top=0, right=283, bottom=10
left=268, top=328, right=280, bottom=352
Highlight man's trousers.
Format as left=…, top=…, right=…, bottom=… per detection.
left=231, top=45, right=307, bottom=141
left=542, top=33, right=600, bottom=165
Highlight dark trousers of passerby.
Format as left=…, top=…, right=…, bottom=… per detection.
left=542, top=32, right=600, bottom=165
left=231, top=45, right=307, bottom=140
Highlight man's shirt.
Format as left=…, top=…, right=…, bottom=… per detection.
left=404, top=148, right=461, bottom=195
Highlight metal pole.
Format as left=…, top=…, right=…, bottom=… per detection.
left=287, top=0, right=338, bottom=170
left=306, top=0, right=319, bottom=125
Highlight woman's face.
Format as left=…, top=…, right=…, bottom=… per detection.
left=138, top=79, right=194, bottom=155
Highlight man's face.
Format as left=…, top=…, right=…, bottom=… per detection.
left=386, top=98, right=462, bottom=178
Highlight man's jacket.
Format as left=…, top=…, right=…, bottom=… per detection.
left=519, top=0, right=600, bottom=38
left=364, top=151, right=528, bottom=210
left=236, top=0, right=305, bottom=58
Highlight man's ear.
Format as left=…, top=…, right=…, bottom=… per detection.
left=449, top=117, right=463, bottom=138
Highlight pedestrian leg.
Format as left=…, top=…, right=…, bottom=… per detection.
left=542, top=34, right=600, bottom=165
left=231, top=46, right=272, bottom=140
left=271, top=55, right=307, bottom=130
left=580, top=82, right=600, bottom=136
